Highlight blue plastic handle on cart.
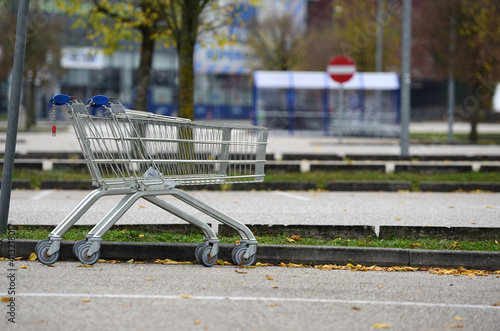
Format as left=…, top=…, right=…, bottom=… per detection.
left=91, top=95, right=109, bottom=107
left=51, top=94, right=71, bottom=105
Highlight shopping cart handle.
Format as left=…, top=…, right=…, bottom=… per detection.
left=90, top=95, right=110, bottom=107
left=51, top=94, right=71, bottom=105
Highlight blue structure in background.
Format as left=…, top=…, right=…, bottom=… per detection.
left=253, top=71, right=401, bottom=137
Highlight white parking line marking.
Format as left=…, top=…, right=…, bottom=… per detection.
left=272, top=191, right=311, bottom=201
left=7, top=293, right=499, bottom=310
left=30, top=190, right=54, bottom=200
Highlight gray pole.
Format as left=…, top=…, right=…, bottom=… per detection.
left=0, top=0, right=31, bottom=234
left=338, top=84, right=344, bottom=144
left=447, top=13, right=456, bottom=143
left=400, top=0, right=411, bottom=156
left=376, top=0, right=385, bottom=72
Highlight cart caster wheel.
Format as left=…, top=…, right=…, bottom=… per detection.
left=35, top=239, right=50, bottom=253
left=36, top=240, right=60, bottom=265
left=234, top=247, right=256, bottom=267
left=200, top=246, right=217, bottom=267
left=195, top=243, right=205, bottom=263
left=231, top=246, right=245, bottom=265
left=73, top=239, right=87, bottom=257
left=76, top=243, right=100, bottom=265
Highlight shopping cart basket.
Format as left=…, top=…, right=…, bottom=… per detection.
left=35, top=94, right=268, bottom=267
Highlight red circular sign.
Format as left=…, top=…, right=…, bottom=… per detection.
left=327, top=55, right=356, bottom=83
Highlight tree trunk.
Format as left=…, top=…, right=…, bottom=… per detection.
left=468, top=82, right=480, bottom=143
left=26, top=77, right=36, bottom=130
left=469, top=107, right=479, bottom=143
left=133, top=29, right=155, bottom=112
left=178, top=1, right=199, bottom=120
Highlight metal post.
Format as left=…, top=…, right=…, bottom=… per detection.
left=0, top=0, right=30, bottom=234
left=338, top=84, right=344, bottom=144
left=400, top=0, right=411, bottom=156
left=447, top=12, right=456, bottom=143
left=375, top=0, right=385, bottom=116
left=376, top=0, right=385, bottom=72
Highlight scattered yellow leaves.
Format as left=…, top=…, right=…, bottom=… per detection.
left=410, top=243, right=421, bottom=247
left=485, top=206, right=494, bottom=209
left=491, top=302, right=500, bottom=306
left=351, top=306, right=361, bottom=310
left=126, top=259, right=134, bottom=263
left=279, top=262, right=307, bottom=268
left=180, top=295, right=193, bottom=299
left=291, top=235, right=301, bottom=241
left=81, top=298, right=91, bottom=303
left=1, top=297, right=11, bottom=302
left=138, top=234, right=144, bottom=238
left=271, top=286, right=279, bottom=289
left=444, top=324, right=463, bottom=328
left=154, top=259, right=193, bottom=265
left=454, top=317, right=463, bottom=321
left=46, top=264, right=56, bottom=267
left=266, top=275, right=275, bottom=280
left=373, top=323, right=391, bottom=328
left=286, top=238, right=295, bottom=242
left=77, top=264, right=94, bottom=268
left=19, top=265, right=27, bottom=269
left=194, top=320, right=201, bottom=325
left=139, top=205, right=147, bottom=208
left=145, top=278, right=154, bottom=281
left=269, top=303, right=278, bottom=307
left=235, top=270, right=247, bottom=274
left=14, top=257, right=23, bottom=260
left=256, top=262, right=272, bottom=267
left=29, top=252, right=37, bottom=261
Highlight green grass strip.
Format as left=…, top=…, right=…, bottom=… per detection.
left=3, top=226, right=499, bottom=252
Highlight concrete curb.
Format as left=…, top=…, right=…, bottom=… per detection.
left=420, top=181, right=500, bottom=192
left=326, top=181, right=412, bottom=192
left=1, top=239, right=499, bottom=270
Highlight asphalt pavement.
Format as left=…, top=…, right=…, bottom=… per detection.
left=1, top=260, right=499, bottom=330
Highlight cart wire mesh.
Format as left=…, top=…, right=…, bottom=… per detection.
left=68, top=103, right=268, bottom=189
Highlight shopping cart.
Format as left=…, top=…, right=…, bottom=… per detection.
left=35, top=94, right=268, bottom=267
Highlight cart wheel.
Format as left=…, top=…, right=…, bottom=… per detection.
left=35, top=239, right=50, bottom=253
left=36, top=240, right=60, bottom=265
left=200, top=246, right=217, bottom=267
left=73, top=239, right=87, bottom=257
left=195, top=243, right=205, bottom=263
left=76, top=243, right=100, bottom=265
left=234, top=247, right=256, bottom=267
left=231, top=246, right=245, bottom=265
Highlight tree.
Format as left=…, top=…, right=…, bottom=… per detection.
left=414, top=0, right=500, bottom=142
left=299, top=0, right=402, bottom=72
left=56, top=0, right=246, bottom=120
left=0, top=0, right=63, bottom=129
left=246, top=11, right=305, bottom=71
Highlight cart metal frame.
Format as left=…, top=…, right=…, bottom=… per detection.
left=35, top=95, right=268, bottom=267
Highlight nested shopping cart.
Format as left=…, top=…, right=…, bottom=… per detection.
left=35, top=94, right=268, bottom=267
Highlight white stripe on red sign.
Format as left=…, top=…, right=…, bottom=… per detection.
left=327, top=65, right=356, bottom=74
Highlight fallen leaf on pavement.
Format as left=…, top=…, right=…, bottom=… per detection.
left=291, top=235, right=301, bottom=241
left=19, top=265, right=27, bottom=269
left=454, top=317, right=463, bottom=321
left=352, top=307, right=361, bottom=310
left=373, top=323, right=391, bottom=328
left=235, top=270, right=247, bottom=274
left=145, top=278, right=154, bottom=281
left=81, top=298, right=91, bottom=303
left=180, top=295, right=193, bottom=299
left=194, top=320, right=201, bottom=325
left=444, top=324, right=463, bottom=328
left=269, top=303, right=278, bottom=307
left=77, top=264, right=94, bottom=268
left=1, top=297, right=11, bottom=302
left=492, top=303, right=500, bottom=306
left=29, top=252, right=37, bottom=261
left=266, top=275, right=274, bottom=280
